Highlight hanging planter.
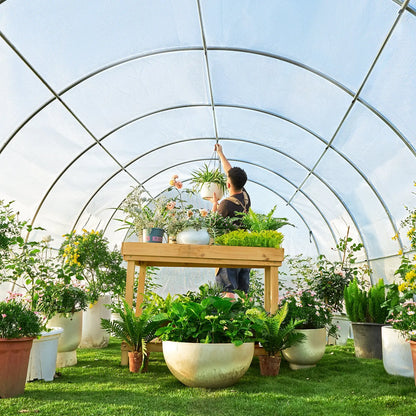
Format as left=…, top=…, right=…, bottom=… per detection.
left=190, top=164, right=227, bottom=201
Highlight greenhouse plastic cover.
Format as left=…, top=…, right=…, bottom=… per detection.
left=1, top=0, right=415, bottom=293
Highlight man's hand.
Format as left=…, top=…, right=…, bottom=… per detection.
left=214, top=143, right=223, bottom=154
left=208, top=192, right=219, bottom=212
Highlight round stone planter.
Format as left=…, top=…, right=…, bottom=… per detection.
left=351, top=322, right=384, bottom=359
left=176, top=228, right=210, bottom=245
left=27, top=327, right=63, bottom=382
left=162, top=341, right=254, bottom=388
left=79, top=294, right=112, bottom=348
left=200, top=182, right=224, bottom=201
left=47, top=311, right=83, bottom=367
left=382, top=326, right=413, bottom=378
left=282, top=327, right=326, bottom=370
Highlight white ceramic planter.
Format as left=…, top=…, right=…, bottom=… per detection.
left=327, top=314, right=351, bottom=346
left=47, top=311, right=83, bottom=367
left=200, top=183, right=224, bottom=201
left=282, top=327, right=326, bottom=370
left=176, top=228, right=210, bottom=245
left=27, top=327, right=63, bottom=382
left=382, top=326, right=414, bottom=378
left=162, top=341, right=254, bottom=388
left=79, top=294, right=112, bottom=348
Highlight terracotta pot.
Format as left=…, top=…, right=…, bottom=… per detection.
left=128, top=351, right=148, bottom=373
left=410, top=340, right=416, bottom=386
left=0, top=337, right=34, bottom=398
left=259, top=354, right=281, bottom=376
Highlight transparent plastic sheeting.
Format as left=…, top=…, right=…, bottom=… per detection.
left=1, top=0, right=416, bottom=293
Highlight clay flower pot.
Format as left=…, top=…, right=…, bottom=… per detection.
left=0, top=337, right=34, bottom=398
left=259, top=354, right=282, bottom=376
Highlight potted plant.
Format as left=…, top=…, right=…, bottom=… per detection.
left=154, top=288, right=262, bottom=387
left=344, top=277, right=388, bottom=359
left=280, top=288, right=336, bottom=369
left=101, top=300, right=167, bottom=373
left=190, top=163, right=227, bottom=201
left=119, top=185, right=168, bottom=242
left=382, top=283, right=414, bottom=378
left=0, top=298, right=43, bottom=398
left=257, top=303, right=305, bottom=376
left=60, top=229, right=126, bottom=348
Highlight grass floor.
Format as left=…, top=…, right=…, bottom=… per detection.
left=0, top=339, right=415, bottom=416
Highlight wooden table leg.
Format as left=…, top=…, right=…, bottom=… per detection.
left=270, top=266, right=279, bottom=314
left=125, top=260, right=136, bottom=307
left=135, top=262, right=147, bottom=316
left=264, top=267, right=271, bottom=313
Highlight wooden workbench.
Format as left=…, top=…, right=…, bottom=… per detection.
left=120, top=243, right=284, bottom=363
left=122, top=242, right=284, bottom=314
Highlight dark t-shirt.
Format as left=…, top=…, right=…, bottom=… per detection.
left=217, top=189, right=251, bottom=227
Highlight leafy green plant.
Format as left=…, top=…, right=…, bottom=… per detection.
left=101, top=300, right=167, bottom=356
left=214, top=229, right=284, bottom=248
left=238, top=206, right=292, bottom=232
left=0, top=298, right=44, bottom=339
left=257, top=303, right=305, bottom=356
left=60, top=229, right=126, bottom=303
left=190, top=164, right=227, bottom=192
left=155, top=292, right=262, bottom=346
left=344, top=278, right=388, bottom=323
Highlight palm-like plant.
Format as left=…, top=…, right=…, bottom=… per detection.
left=258, top=303, right=305, bottom=357
left=101, top=300, right=167, bottom=370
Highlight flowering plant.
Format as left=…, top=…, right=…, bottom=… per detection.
left=119, top=185, right=169, bottom=235
left=387, top=294, right=416, bottom=341
left=60, top=229, right=126, bottom=303
left=280, top=288, right=337, bottom=337
left=0, top=298, right=44, bottom=339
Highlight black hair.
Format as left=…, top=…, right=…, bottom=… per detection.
left=228, top=167, right=247, bottom=190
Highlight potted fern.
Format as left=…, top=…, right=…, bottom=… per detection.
left=190, top=164, right=227, bottom=200
left=101, top=300, right=167, bottom=373
left=257, top=303, right=305, bottom=376
left=344, top=278, right=388, bottom=359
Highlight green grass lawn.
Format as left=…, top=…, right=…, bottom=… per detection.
left=1, top=339, right=415, bottom=416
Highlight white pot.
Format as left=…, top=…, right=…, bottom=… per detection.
left=176, top=228, right=210, bottom=245
left=79, top=294, right=112, bottom=348
left=27, top=327, right=63, bottom=382
left=47, top=311, right=83, bottom=367
left=382, top=326, right=414, bottom=378
left=162, top=341, right=254, bottom=388
left=200, top=182, right=224, bottom=201
left=327, top=314, right=351, bottom=346
left=282, top=327, right=326, bottom=370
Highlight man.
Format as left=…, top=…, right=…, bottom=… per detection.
left=210, top=143, right=251, bottom=297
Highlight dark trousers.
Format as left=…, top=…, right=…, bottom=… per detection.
left=215, top=268, right=250, bottom=293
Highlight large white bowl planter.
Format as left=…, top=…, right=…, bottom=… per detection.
left=27, top=327, right=63, bottom=382
left=382, top=326, right=414, bottom=378
left=47, top=311, right=83, bottom=367
left=282, top=328, right=326, bottom=370
left=162, top=341, right=254, bottom=388
left=79, top=294, right=111, bottom=348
